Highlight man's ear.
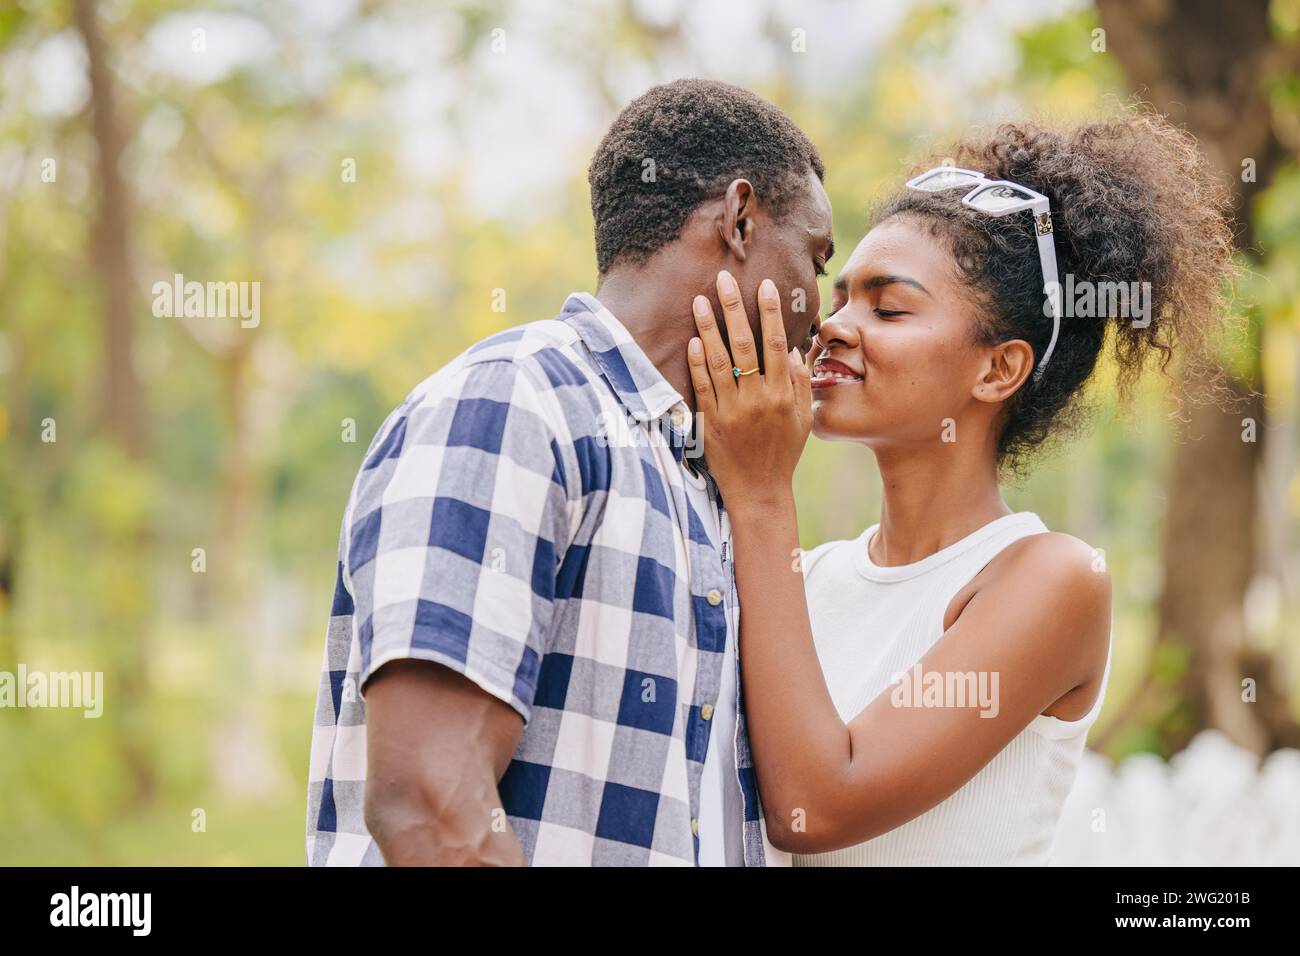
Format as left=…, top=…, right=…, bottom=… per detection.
left=718, top=178, right=756, bottom=262
left=973, top=339, right=1035, bottom=404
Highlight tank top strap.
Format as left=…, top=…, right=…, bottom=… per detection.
left=853, top=511, right=1049, bottom=585
left=953, top=511, right=1051, bottom=586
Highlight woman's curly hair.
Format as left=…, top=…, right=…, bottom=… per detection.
left=873, top=111, right=1237, bottom=474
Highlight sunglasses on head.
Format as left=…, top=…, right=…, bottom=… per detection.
left=905, top=166, right=1061, bottom=383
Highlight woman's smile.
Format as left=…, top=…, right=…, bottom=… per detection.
left=810, top=355, right=864, bottom=389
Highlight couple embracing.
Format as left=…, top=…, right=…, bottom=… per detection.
left=307, top=78, right=1232, bottom=866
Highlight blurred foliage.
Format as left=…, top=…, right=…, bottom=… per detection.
left=0, top=0, right=1297, bottom=864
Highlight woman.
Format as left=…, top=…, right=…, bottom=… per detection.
left=685, top=116, right=1234, bottom=864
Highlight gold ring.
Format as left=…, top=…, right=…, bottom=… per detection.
left=732, top=366, right=760, bottom=378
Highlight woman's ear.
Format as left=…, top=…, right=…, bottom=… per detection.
left=973, top=339, right=1035, bottom=404
left=718, top=178, right=756, bottom=262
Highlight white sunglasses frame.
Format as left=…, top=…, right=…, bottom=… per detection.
left=904, top=166, right=1061, bottom=382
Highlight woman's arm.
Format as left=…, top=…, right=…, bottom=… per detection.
left=688, top=272, right=1110, bottom=854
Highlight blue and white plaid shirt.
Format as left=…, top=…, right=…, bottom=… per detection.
left=307, top=293, right=788, bottom=866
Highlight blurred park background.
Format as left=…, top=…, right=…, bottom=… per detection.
left=2, top=0, right=1300, bottom=865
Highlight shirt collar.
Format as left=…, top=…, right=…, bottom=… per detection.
left=560, top=291, right=689, bottom=425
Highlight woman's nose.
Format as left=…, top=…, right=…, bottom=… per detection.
left=815, top=311, right=858, bottom=351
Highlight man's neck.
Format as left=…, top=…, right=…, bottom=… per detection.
left=594, top=261, right=703, bottom=413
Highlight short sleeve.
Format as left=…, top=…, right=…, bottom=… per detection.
left=345, top=360, right=573, bottom=722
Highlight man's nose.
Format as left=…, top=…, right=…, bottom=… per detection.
left=798, top=319, right=819, bottom=357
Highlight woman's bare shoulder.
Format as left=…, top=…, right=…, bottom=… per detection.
left=947, top=530, right=1111, bottom=641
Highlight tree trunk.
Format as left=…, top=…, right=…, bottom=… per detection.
left=73, top=0, right=156, bottom=799
left=74, top=0, right=145, bottom=458
left=1096, top=0, right=1299, bottom=753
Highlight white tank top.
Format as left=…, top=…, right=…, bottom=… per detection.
left=792, top=511, right=1111, bottom=867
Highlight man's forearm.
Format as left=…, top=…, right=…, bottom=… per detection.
left=362, top=659, right=529, bottom=865
left=365, top=775, right=525, bottom=866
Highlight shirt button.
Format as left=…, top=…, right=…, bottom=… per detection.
left=706, top=589, right=723, bottom=606
left=701, top=703, right=714, bottom=721
left=691, top=818, right=699, bottom=836
left=670, top=407, right=689, bottom=429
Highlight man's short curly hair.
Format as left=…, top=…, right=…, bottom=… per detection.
left=588, top=79, right=825, bottom=274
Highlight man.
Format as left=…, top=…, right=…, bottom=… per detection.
left=307, top=78, right=834, bottom=866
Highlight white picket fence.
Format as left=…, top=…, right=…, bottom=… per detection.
left=1051, top=731, right=1300, bottom=865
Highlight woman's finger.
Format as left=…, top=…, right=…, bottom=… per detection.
left=757, top=278, right=790, bottom=396
left=715, top=270, right=759, bottom=380
left=687, top=336, right=717, bottom=413
left=789, top=345, right=812, bottom=428
left=692, top=294, right=736, bottom=401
